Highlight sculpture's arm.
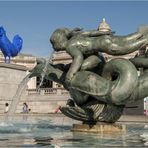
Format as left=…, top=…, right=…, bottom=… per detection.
left=80, top=30, right=111, bottom=37
left=81, top=55, right=102, bottom=70
left=99, top=37, right=148, bottom=55
left=113, top=32, right=143, bottom=42
left=69, top=28, right=83, bottom=37
left=66, top=48, right=83, bottom=82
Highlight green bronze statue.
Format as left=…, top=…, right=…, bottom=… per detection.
left=30, top=24, right=148, bottom=123
left=50, top=27, right=148, bottom=84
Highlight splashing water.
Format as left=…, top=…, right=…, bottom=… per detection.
left=38, top=59, right=48, bottom=88
left=5, top=73, right=31, bottom=121
left=38, top=54, right=53, bottom=88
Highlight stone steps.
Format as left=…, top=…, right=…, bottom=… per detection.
left=0, top=93, right=69, bottom=114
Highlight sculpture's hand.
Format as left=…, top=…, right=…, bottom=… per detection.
left=65, top=72, right=74, bottom=85
left=70, top=27, right=83, bottom=36
left=73, top=27, right=83, bottom=32
left=138, top=26, right=148, bottom=36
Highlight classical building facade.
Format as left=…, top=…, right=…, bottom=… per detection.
left=0, top=52, right=37, bottom=89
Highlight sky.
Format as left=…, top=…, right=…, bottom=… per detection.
left=0, top=1, right=148, bottom=58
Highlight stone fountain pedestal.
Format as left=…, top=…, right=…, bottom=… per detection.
left=72, top=123, right=126, bottom=133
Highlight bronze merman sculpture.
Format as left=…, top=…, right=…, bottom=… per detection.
left=50, top=26, right=148, bottom=83
left=30, top=20, right=148, bottom=123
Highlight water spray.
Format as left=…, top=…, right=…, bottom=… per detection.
left=38, top=52, right=53, bottom=89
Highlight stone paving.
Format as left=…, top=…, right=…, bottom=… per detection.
left=1, top=112, right=148, bottom=124
left=118, top=115, right=148, bottom=123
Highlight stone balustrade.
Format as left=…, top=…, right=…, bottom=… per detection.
left=27, top=88, right=69, bottom=95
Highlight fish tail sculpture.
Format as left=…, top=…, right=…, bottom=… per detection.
left=0, top=26, right=23, bottom=63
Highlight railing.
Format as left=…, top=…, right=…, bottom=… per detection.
left=27, top=88, right=69, bottom=95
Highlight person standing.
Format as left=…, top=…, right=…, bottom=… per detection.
left=54, top=105, right=61, bottom=113
left=4, top=103, right=9, bottom=113
left=22, top=102, right=29, bottom=113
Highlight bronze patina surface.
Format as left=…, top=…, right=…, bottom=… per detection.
left=30, top=25, right=148, bottom=123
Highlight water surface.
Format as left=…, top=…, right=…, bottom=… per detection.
left=0, top=115, right=147, bottom=148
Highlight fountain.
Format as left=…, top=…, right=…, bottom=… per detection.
left=30, top=20, right=148, bottom=134
left=0, top=20, right=148, bottom=147
left=38, top=54, right=53, bottom=88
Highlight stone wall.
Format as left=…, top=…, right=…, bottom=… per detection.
left=0, top=63, right=27, bottom=113
left=17, top=88, right=69, bottom=113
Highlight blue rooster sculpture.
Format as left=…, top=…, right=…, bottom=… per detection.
left=0, top=26, right=23, bottom=63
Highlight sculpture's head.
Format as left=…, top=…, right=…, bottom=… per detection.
left=50, top=28, right=70, bottom=51
left=0, top=26, right=6, bottom=37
